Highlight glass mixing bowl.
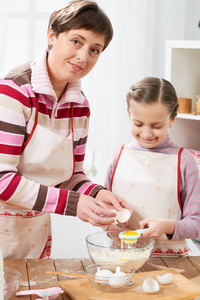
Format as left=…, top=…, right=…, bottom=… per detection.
left=84, top=262, right=135, bottom=293
left=3, top=267, right=22, bottom=300
left=86, top=231, right=155, bottom=271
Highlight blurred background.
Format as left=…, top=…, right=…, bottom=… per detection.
left=0, top=0, right=199, bottom=258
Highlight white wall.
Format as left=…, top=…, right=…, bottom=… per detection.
left=0, top=0, right=200, bottom=258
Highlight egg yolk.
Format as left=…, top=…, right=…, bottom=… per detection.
left=123, top=230, right=138, bottom=236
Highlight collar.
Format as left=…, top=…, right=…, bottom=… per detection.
left=31, top=49, right=85, bottom=104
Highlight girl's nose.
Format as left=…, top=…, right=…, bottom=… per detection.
left=142, top=126, right=153, bottom=138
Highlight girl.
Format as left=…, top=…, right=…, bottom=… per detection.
left=0, top=0, right=131, bottom=259
left=105, top=77, right=200, bottom=256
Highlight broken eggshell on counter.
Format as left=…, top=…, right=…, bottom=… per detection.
left=142, top=277, right=159, bottom=293
left=157, top=273, right=172, bottom=284
left=111, top=209, right=131, bottom=224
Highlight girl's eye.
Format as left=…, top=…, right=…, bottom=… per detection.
left=153, top=125, right=163, bottom=129
left=135, top=123, right=143, bottom=127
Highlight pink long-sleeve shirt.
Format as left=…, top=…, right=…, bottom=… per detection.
left=105, top=136, right=200, bottom=240
left=0, top=50, right=104, bottom=217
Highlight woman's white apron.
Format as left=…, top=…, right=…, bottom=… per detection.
left=111, top=146, right=190, bottom=256
left=0, top=96, right=74, bottom=259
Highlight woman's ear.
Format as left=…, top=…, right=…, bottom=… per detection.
left=47, top=28, right=55, bottom=45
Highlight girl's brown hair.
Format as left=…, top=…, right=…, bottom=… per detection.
left=126, top=77, right=178, bottom=119
left=48, top=0, right=113, bottom=50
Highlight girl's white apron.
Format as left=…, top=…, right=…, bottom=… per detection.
left=0, top=96, right=74, bottom=259
left=111, top=146, right=190, bottom=256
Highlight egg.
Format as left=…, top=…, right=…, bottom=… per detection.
left=108, top=271, right=128, bottom=288
left=157, top=273, right=172, bottom=284
left=111, top=209, right=131, bottom=225
left=117, top=209, right=131, bottom=223
left=95, top=269, right=113, bottom=283
left=142, top=277, right=159, bottom=293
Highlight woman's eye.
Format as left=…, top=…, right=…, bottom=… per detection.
left=134, top=123, right=142, bottom=127
left=72, top=39, right=80, bottom=46
left=90, top=48, right=100, bottom=55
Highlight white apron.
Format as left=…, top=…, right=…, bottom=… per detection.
left=0, top=95, right=74, bottom=259
left=111, top=145, right=190, bottom=257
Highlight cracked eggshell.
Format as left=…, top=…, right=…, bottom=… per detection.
left=109, top=271, right=128, bottom=288
left=95, top=269, right=113, bottom=283
left=157, top=273, right=172, bottom=284
left=117, top=209, right=131, bottom=223
left=110, top=210, right=118, bottom=224
left=142, top=277, right=159, bottom=293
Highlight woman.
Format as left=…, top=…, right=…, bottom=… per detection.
left=0, top=0, right=131, bottom=259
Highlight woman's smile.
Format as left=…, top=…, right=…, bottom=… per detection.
left=68, top=61, right=83, bottom=72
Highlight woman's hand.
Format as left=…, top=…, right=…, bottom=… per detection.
left=95, top=189, right=133, bottom=213
left=76, top=191, right=133, bottom=227
left=139, top=218, right=175, bottom=240
left=77, top=194, right=117, bottom=226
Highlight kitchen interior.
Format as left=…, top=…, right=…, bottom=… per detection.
left=1, top=0, right=200, bottom=299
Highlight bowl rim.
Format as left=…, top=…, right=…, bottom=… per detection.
left=3, top=267, right=22, bottom=286
left=86, top=230, right=155, bottom=250
left=84, top=262, right=135, bottom=277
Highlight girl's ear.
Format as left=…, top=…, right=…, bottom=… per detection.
left=170, top=113, right=177, bottom=128
left=127, top=107, right=131, bottom=118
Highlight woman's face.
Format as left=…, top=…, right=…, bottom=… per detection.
left=47, top=28, right=105, bottom=92
left=128, top=100, right=176, bottom=148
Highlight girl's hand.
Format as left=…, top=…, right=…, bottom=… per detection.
left=139, top=218, right=175, bottom=240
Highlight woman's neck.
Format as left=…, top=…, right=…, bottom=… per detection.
left=46, top=55, right=68, bottom=101
left=55, top=84, right=68, bottom=101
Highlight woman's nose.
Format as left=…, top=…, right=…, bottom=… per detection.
left=77, top=48, right=87, bottom=62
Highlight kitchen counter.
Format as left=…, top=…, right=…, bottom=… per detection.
left=4, top=256, right=200, bottom=299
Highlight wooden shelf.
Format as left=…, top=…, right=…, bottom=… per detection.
left=177, top=113, right=200, bottom=121
left=165, top=40, right=200, bottom=151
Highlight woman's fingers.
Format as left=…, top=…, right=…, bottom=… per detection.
left=77, top=194, right=117, bottom=226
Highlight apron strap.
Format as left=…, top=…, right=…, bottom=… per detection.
left=70, top=103, right=75, bottom=180
left=177, top=147, right=184, bottom=212
left=21, top=94, right=39, bottom=152
left=110, top=144, right=125, bottom=191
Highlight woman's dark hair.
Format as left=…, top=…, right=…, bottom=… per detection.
left=48, top=0, right=113, bottom=50
left=126, top=77, right=178, bottom=119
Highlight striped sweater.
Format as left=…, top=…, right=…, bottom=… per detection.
left=0, top=50, right=103, bottom=217
left=105, top=136, right=200, bottom=240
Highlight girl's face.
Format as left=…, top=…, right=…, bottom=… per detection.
left=128, top=100, right=176, bottom=148
left=47, top=28, right=105, bottom=94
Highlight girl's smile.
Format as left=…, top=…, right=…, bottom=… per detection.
left=129, top=100, right=176, bottom=148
